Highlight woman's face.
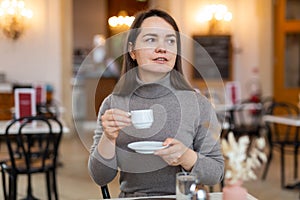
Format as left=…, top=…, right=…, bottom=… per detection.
left=130, top=16, right=177, bottom=82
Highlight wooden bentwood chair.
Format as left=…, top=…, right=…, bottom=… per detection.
left=226, top=99, right=263, bottom=140
left=1, top=116, right=63, bottom=200
left=262, top=102, right=300, bottom=188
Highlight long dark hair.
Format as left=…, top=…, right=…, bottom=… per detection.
left=113, top=9, right=194, bottom=96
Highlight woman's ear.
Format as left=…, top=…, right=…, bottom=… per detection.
left=128, top=42, right=136, bottom=60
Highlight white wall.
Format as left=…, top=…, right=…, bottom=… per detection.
left=151, top=0, right=273, bottom=99
left=231, top=0, right=260, bottom=96
left=0, top=0, right=63, bottom=102
left=0, top=0, right=273, bottom=121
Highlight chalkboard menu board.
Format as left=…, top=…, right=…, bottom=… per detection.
left=193, top=35, right=231, bottom=80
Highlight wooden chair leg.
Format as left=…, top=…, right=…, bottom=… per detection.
left=280, top=145, right=285, bottom=188
left=294, top=145, right=299, bottom=179
left=101, top=185, right=110, bottom=199
left=220, top=178, right=224, bottom=189
left=26, top=173, right=35, bottom=199
left=1, top=168, right=7, bottom=200
left=262, top=146, right=273, bottom=180
left=52, top=170, right=59, bottom=200
left=262, top=125, right=273, bottom=180
left=46, top=171, right=52, bottom=200
left=9, top=174, right=17, bottom=200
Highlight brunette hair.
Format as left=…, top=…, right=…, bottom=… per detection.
left=113, top=9, right=194, bottom=95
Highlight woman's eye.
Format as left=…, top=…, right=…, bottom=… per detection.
left=145, top=38, right=156, bottom=43
left=167, top=38, right=176, bottom=45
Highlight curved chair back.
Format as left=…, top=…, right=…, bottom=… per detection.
left=1, top=116, right=63, bottom=200
left=262, top=101, right=300, bottom=187
left=5, top=116, right=63, bottom=172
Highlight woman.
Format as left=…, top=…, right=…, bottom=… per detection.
left=88, top=9, right=224, bottom=197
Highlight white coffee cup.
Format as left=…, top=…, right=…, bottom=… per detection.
left=130, top=109, right=153, bottom=129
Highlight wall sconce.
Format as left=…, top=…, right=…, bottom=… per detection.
left=196, top=4, right=232, bottom=35
left=0, top=0, right=33, bottom=40
left=108, top=10, right=135, bottom=29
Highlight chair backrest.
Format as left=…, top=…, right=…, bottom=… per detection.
left=270, top=101, right=299, bottom=116
left=231, top=99, right=263, bottom=127
left=260, top=96, right=275, bottom=116
left=4, top=116, right=63, bottom=172
left=267, top=101, right=300, bottom=142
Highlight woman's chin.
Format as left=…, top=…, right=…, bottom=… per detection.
left=139, top=64, right=173, bottom=74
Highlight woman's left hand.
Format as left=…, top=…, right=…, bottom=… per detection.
left=154, top=138, right=198, bottom=171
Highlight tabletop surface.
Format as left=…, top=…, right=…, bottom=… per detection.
left=214, top=102, right=262, bottom=112
left=106, top=192, right=258, bottom=200
left=0, top=120, right=70, bottom=135
left=263, top=115, right=300, bottom=126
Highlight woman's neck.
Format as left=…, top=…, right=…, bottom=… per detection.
left=137, top=69, right=169, bottom=83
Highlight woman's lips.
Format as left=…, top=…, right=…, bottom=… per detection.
left=153, top=57, right=168, bottom=64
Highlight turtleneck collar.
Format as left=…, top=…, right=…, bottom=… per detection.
left=133, top=72, right=173, bottom=99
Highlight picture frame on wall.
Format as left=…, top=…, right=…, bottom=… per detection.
left=193, top=35, right=232, bottom=81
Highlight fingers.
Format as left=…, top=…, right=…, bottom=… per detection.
left=102, top=119, right=130, bottom=129
left=101, top=109, right=131, bottom=140
left=102, top=109, right=131, bottom=126
left=163, top=138, right=174, bottom=146
left=158, top=138, right=181, bottom=155
left=102, top=109, right=131, bottom=123
left=154, top=138, right=189, bottom=166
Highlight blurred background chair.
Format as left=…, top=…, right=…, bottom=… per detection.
left=226, top=99, right=264, bottom=140
left=261, top=101, right=300, bottom=188
left=1, top=116, right=63, bottom=200
left=0, top=151, right=10, bottom=200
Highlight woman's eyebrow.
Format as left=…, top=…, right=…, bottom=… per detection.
left=166, top=34, right=176, bottom=38
left=142, top=33, right=176, bottom=39
left=142, top=33, right=158, bottom=38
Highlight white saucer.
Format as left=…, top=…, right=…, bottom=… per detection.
left=127, top=141, right=168, bottom=154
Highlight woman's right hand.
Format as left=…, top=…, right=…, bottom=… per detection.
left=101, top=109, right=131, bottom=141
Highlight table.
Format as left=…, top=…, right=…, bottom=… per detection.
left=263, top=115, right=300, bottom=126
left=214, top=102, right=262, bottom=113
left=107, top=192, right=258, bottom=200
left=213, top=103, right=234, bottom=113
left=214, top=102, right=262, bottom=133
left=263, top=114, right=300, bottom=189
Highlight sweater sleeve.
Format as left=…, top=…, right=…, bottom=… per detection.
left=88, top=95, right=118, bottom=186
left=190, top=95, right=225, bottom=186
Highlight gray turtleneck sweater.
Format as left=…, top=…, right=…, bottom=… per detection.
left=88, top=73, right=224, bottom=197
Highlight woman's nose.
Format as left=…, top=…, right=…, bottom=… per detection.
left=155, top=45, right=167, bottom=53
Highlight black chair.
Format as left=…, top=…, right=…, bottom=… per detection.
left=0, top=152, right=10, bottom=200
left=261, top=102, right=300, bottom=188
left=227, top=99, right=264, bottom=140
left=101, top=185, right=111, bottom=199
left=1, top=116, right=63, bottom=200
